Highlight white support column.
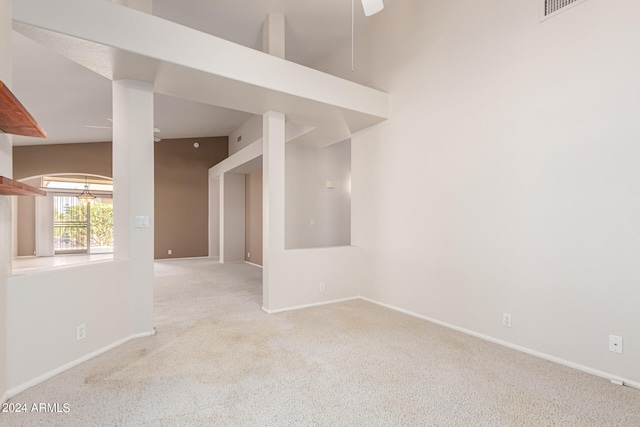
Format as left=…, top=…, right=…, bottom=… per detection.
left=262, top=111, right=286, bottom=311
left=0, top=0, right=12, bottom=400
left=113, top=79, right=154, bottom=335
left=263, top=13, right=285, bottom=59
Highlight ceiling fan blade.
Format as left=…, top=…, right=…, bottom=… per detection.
left=361, top=0, right=384, bottom=16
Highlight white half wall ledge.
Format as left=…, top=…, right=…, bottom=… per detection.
left=13, top=0, right=389, bottom=146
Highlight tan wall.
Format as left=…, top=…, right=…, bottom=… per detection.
left=13, top=137, right=228, bottom=260
left=154, top=137, right=228, bottom=259
left=244, top=169, right=263, bottom=265
left=13, top=142, right=113, bottom=180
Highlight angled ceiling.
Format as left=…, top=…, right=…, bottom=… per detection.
left=11, top=0, right=390, bottom=146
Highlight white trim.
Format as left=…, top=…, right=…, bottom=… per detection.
left=3, top=329, right=155, bottom=401
left=359, top=297, right=640, bottom=391
left=262, top=296, right=360, bottom=314
left=244, top=261, right=263, bottom=268
left=154, top=256, right=210, bottom=262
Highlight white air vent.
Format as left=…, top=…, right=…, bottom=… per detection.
left=541, top=0, right=587, bottom=21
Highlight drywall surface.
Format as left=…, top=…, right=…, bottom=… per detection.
left=221, top=173, right=246, bottom=263
left=323, top=0, right=640, bottom=384
left=268, top=246, right=361, bottom=311
left=229, top=115, right=262, bottom=155
left=245, top=170, right=263, bottom=265
left=263, top=112, right=360, bottom=312
left=285, top=140, right=351, bottom=249
left=6, top=260, right=131, bottom=391
left=154, top=137, right=228, bottom=259
left=209, top=177, right=220, bottom=259
left=0, top=0, right=12, bottom=401
left=13, top=142, right=114, bottom=180
left=34, top=192, right=54, bottom=256
left=16, top=178, right=38, bottom=256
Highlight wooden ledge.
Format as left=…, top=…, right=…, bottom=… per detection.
left=0, top=176, right=46, bottom=196
left=0, top=80, right=47, bottom=138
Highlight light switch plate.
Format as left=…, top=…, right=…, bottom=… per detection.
left=135, top=216, right=150, bottom=228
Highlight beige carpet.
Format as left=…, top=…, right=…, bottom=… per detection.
left=1, top=259, right=638, bottom=426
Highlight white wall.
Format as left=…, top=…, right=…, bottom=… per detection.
left=0, top=0, right=12, bottom=401
left=208, top=177, right=220, bottom=259
left=6, top=261, right=134, bottom=392
left=228, top=115, right=262, bottom=156
left=35, top=192, right=54, bottom=256
left=322, top=0, right=640, bottom=385
left=263, top=112, right=360, bottom=312
left=286, top=139, right=351, bottom=249
left=221, top=173, right=246, bottom=263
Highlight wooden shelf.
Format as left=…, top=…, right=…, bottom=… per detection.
left=0, top=80, right=47, bottom=138
left=0, top=176, right=46, bottom=196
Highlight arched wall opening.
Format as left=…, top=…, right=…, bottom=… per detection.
left=15, top=173, right=114, bottom=259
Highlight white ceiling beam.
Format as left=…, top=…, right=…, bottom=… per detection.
left=13, top=0, right=388, bottom=145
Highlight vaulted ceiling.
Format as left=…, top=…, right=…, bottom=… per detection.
left=12, top=0, right=391, bottom=145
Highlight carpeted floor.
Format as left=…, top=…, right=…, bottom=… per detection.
left=1, top=259, right=639, bottom=426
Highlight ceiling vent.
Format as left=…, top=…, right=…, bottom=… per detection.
left=541, top=0, right=587, bottom=21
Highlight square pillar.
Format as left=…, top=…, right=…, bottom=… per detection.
left=112, top=79, right=154, bottom=335
left=262, top=111, right=286, bottom=310
left=263, top=13, right=285, bottom=59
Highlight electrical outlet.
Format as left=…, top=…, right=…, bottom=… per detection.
left=319, top=283, right=325, bottom=293
left=310, top=218, right=315, bottom=226
left=76, top=324, right=86, bottom=341
left=502, top=313, right=512, bottom=328
left=168, top=249, right=172, bottom=255
left=247, top=252, right=250, bottom=258
left=609, top=335, right=623, bottom=354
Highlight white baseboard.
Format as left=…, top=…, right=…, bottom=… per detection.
left=262, top=296, right=360, bottom=314
left=155, top=256, right=210, bottom=262
left=3, top=329, right=155, bottom=402
left=244, top=261, right=263, bottom=268
left=359, top=296, right=640, bottom=391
